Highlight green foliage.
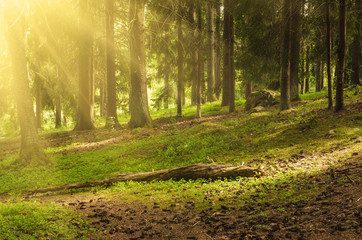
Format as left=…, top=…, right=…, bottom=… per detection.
left=0, top=199, right=89, bottom=240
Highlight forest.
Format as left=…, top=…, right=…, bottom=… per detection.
left=0, top=0, right=361, bottom=239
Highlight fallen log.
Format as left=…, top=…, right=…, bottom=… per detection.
left=28, top=164, right=262, bottom=194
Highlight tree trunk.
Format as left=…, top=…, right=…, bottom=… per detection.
left=305, top=46, right=310, bottom=93
left=35, top=73, right=42, bottom=128
left=5, top=1, right=47, bottom=165
left=245, top=81, right=252, bottom=99
left=90, top=41, right=95, bottom=123
left=221, top=0, right=234, bottom=108
left=290, top=0, right=302, bottom=101
left=326, top=0, right=333, bottom=109
left=315, top=55, right=322, bottom=92
left=215, top=0, right=222, bottom=100
left=207, top=2, right=217, bottom=102
left=280, top=0, right=292, bottom=110
left=196, top=3, right=202, bottom=118
left=351, top=0, right=360, bottom=86
left=55, top=96, right=62, bottom=128
left=335, top=0, right=346, bottom=112
left=177, top=9, right=184, bottom=117
left=106, top=0, right=120, bottom=128
left=75, top=0, right=95, bottom=131
left=191, top=4, right=198, bottom=106
left=129, top=0, right=152, bottom=128
left=29, top=164, right=262, bottom=194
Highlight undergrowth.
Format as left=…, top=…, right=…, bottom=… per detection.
left=0, top=199, right=90, bottom=240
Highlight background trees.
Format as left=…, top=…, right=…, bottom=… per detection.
left=0, top=0, right=359, bottom=142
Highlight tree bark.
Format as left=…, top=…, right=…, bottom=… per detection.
left=5, top=0, right=47, bottom=165
left=196, top=3, right=203, bottom=118
left=245, top=81, right=252, bottom=99
left=215, top=0, right=222, bottom=100
left=335, top=0, right=346, bottom=112
left=290, top=0, right=302, bottom=101
left=222, top=0, right=235, bottom=111
left=55, top=96, right=62, bottom=128
left=35, top=73, right=42, bottom=128
left=351, top=0, right=360, bottom=86
left=326, top=0, right=333, bottom=109
left=75, top=0, right=95, bottom=130
left=177, top=8, right=184, bottom=117
left=28, top=164, right=262, bottom=194
left=128, top=0, right=152, bottom=128
left=207, top=2, right=217, bottom=102
left=106, top=0, right=120, bottom=128
left=191, top=4, right=198, bottom=106
left=305, top=46, right=310, bottom=93
left=280, top=0, right=292, bottom=110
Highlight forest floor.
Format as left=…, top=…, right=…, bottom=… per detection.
left=0, top=90, right=361, bottom=240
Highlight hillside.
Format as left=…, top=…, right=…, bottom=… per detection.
left=0, top=90, right=361, bottom=239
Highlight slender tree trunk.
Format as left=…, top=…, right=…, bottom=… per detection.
left=55, top=96, right=62, bottom=128
left=280, top=0, right=292, bottom=110
left=335, top=0, right=346, bottom=112
left=106, top=0, right=120, bottom=128
left=326, top=0, right=333, bottom=109
left=129, top=0, right=152, bottom=127
left=35, top=73, right=42, bottom=128
left=221, top=0, right=232, bottom=107
left=215, top=0, right=222, bottom=99
left=229, top=14, right=235, bottom=113
left=5, top=0, right=47, bottom=164
left=305, top=46, right=310, bottom=93
left=245, top=81, right=252, bottom=99
left=191, top=4, right=198, bottom=106
left=351, top=0, right=360, bottom=86
left=75, top=0, right=95, bottom=130
left=207, top=2, right=217, bottom=102
left=300, top=46, right=305, bottom=95
left=177, top=9, right=184, bottom=117
left=90, top=40, right=95, bottom=123
left=290, top=0, right=302, bottom=101
left=196, top=3, right=202, bottom=118
left=315, top=55, right=322, bottom=92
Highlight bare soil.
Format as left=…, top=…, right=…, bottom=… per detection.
left=52, top=156, right=361, bottom=240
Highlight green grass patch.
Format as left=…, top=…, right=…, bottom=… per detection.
left=0, top=199, right=90, bottom=240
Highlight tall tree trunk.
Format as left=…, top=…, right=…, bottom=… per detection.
left=55, top=96, right=62, bottom=128
left=305, top=46, right=310, bottom=93
left=90, top=39, right=95, bottom=123
left=315, top=55, right=322, bottom=92
left=5, top=0, right=47, bottom=164
left=191, top=3, right=198, bottom=106
left=35, top=73, right=42, bottom=128
left=326, top=0, right=333, bottom=109
left=245, top=81, right=252, bottom=99
left=106, top=0, right=120, bottom=128
left=290, top=0, right=302, bottom=101
left=206, top=2, right=217, bottom=102
left=221, top=0, right=232, bottom=107
left=280, top=0, right=292, bottom=110
left=196, top=3, right=202, bottom=118
left=75, top=0, right=95, bottom=130
left=177, top=8, right=184, bottom=117
left=300, top=46, right=305, bottom=95
left=215, top=0, right=222, bottom=99
left=129, top=0, right=152, bottom=127
left=351, top=0, right=360, bottom=86
left=335, top=0, right=346, bottom=112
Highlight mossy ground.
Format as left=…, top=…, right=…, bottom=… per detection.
left=0, top=89, right=361, bottom=239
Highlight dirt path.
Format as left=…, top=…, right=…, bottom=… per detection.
left=30, top=152, right=360, bottom=240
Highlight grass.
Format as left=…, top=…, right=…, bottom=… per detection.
left=0, top=90, right=361, bottom=237
left=0, top=199, right=90, bottom=240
